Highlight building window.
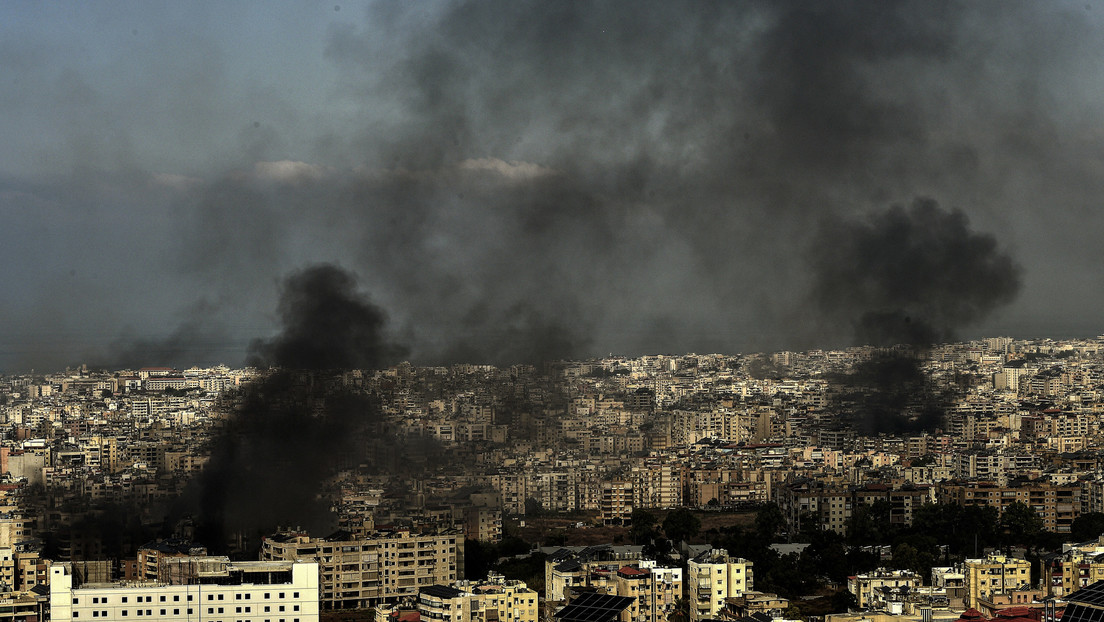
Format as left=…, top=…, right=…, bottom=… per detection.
left=123, top=598, right=129, bottom=604
left=174, top=596, right=180, bottom=602
left=122, top=612, right=127, bottom=617
left=174, top=610, right=180, bottom=615
left=161, top=597, right=167, bottom=602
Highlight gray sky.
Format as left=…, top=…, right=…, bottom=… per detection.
left=2, top=1, right=1104, bottom=371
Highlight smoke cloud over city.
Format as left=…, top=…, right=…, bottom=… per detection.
left=172, top=265, right=411, bottom=550
left=247, top=264, right=406, bottom=370
left=3, top=1, right=1104, bottom=370
left=807, top=199, right=1022, bottom=434
left=807, top=198, right=1023, bottom=348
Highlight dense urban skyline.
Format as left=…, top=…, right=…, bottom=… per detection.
left=3, top=1, right=1104, bottom=372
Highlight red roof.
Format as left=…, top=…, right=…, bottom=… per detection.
left=995, top=608, right=1038, bottom=619
left=959, top=608, right=989, bottom=621
left=619, top=566, right=649, bottom=576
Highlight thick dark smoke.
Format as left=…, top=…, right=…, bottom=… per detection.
left=172, top=264, right=411, bottom=552
left=808, top=198, right=1023, bottom=347
left=809, top=198, right=1022, bottom=434
left=247, top=264, right=407, bottom=369
left=162, top=1, right=1043, bottom=367
left=10, top=1, right=1104, bottom=372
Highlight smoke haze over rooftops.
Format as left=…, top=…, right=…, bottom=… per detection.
left=2, top=1, right=1102, bottom=370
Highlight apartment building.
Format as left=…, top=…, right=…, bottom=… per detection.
left=545, top=546, right=647, bottom=603
left=1043, top=538, right=1104, bottom=597
left=600, top=482, right=632, bottom=526
left=847, top=569, right=922, bottom=609
left=938, top=481, right=1081, bottom=532
left=630, top=462, right=682, bottom=509
left=259, top=529, right=462, bottom=609
left=962, top=554, right=1032, bottom=608
left=50, top=557, right=319, bottom=622
left=687, top=549, right=754, bottom=622
left=414, top=572, right=538, bottom=622
left=776, top=480, right=852, bottom=535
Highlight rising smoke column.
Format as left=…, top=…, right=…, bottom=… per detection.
left=808, top=198, right=1022, bottom=347
left=247, top=264, right=407, bottom=369
left=808, top=198, right=1022, bottom=433
left=177, top=264, right=408, bottom=552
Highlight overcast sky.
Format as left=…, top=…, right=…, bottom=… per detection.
left=3, top=1, right=1104, bottom=372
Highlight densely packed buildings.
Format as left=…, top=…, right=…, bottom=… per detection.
left=0, top=336, right=1102, bottom=619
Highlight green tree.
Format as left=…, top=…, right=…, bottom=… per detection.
left=630, top=509, right=659, bottom=545
left=669, top=597, right=690, bottom=622
left=829, top=589, right=858, bottom=614
left=524, top=497, right=544, bottom=517
left=1001, top=501, right=1044, bottom=547
left=663, top=508, right=702, bottom=543
left=1072, top=513, right=1104, bottom=542
left=847, top=499, right=893, bottom=545
left=755, top=503, right=786, bottom=541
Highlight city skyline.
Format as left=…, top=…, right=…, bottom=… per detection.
left=4, top=1, right=1104, bottom=372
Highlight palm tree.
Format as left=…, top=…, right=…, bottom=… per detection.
left=668, top=597, right=691, bottom=622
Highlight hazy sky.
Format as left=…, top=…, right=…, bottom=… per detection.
left=3, top=1, right=1104, bottom=371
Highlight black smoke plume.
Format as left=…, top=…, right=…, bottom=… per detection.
left=810, top=198, right=1022, bottom=433
left=808, top=198, right=1022, bottom=347
left=173, top=264, right=411, bottom=552
left=247, top=264, right=407, bottom=369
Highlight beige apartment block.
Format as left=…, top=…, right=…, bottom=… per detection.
left=687, top=549, right=754, bottom=622
left=260, top=529, right=463, bottom=609
left=963, top=554, right=1031, bottom=608
left=414, top=572, right=538, bottom=622
left=847, top=569, right=922, bottom=609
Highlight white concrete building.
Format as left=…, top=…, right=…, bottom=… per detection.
left=50, top=558, right=319, bottom=622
